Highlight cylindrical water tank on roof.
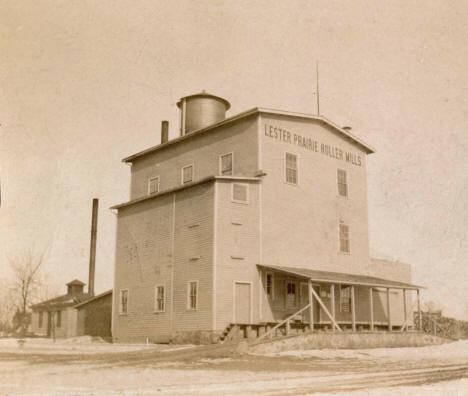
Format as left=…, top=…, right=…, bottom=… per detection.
left=177, top=92, right=231, bottom=135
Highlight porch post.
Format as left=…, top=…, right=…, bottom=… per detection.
left=350, top=285, right=356, bottom=332
left=387, top=288, right=392, bottom=331
left=308, top=280, right=314, bottom=331
left=417, top=289, right=422, bottom=331
left=403, top=289, right=407, bottom=331
left=369, top=287, right=374, bottom=331
left=330, top=284, right=336, bottom=332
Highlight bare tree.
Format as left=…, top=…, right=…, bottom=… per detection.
left=7, top=250, right=45, bottom=334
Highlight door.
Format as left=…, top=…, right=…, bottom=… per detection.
left=47, top=312, right=52, bottom=337
left=234, top=282, right=251, bottom=323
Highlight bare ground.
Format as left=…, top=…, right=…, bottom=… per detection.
left=0, top=338, right=467, bottom=395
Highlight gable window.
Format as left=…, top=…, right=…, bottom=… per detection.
left=187, top=281, right=198, bottom=310
left=120, top=289, right=128, bottom=315
left=340, top=285, right=351, bottom=312
left=339, top=223, right=350, bottom=254
left=337, top=169, right=348, bottom=197
left=266, top=272, right=273, bottom=298
left=148, top=176, right=160, bottom=195
left=220, top=152, right=233, bottom=176
left=182, top=165, right=194, bottom=184
left=231, top=183, right=249, bottom=203
left=154, top=285, right=165, bottom=312
left=38, top=312, right=43, bottom=328
left=285, top=152, right=298, bottom=184
left=56, top=311, right=62, bottom=328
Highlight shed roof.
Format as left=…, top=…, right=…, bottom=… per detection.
left=122, top=108, right=375, bottom=163
left=73, top=290, right=112, bottom=308
left=258, top=265, right=424, bottom=290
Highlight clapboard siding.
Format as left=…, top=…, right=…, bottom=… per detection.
left=214, top=179, right=261, bottom=330
left=260, top=115, right=371, bottom=275
left=130, top=116, right=258, bottom=200
left=112, top=183, right=215, bottom=342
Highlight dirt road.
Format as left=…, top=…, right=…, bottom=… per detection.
left=0, top=340, right=466, bottom=395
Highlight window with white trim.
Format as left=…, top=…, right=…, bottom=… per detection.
left=340, top=285, right=351, bottom=312
left=154, top=285, right=165, bottom=312
left=187, top=281, right=198, bottom=310
left=339, top=223, right=350, bottom=253
left=220, top=153, right=233, bottom=176
left=337, top=169, right=348, bottom=197
left=119, top=289, right=128, bottom=315
left=285, top=152, right=298, bottom=184
left=148, top=176, right=160, bottom=195
left=182, top=165, right=194, bottom=184
left=231, top=183, right=249, bottom=203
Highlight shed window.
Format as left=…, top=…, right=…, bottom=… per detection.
left=148, top=176, right=160, bottom=195
left=339, top=223, right=350, bottom=253
left=285, top=153, right=298, bottom=184
left=120, top=289, right=128, bottom=315
left=337, top=169, right=348, bottom=197
left=340, top=285, right=351, bottom=312
left=231, top=183, right=249, bottom=203
left=182, top=165, right=194, bottom=184
left=220, top=153, right=233, bottom=176
left=56, top=310, right=61, bottom=328
left=188, top=281, right=198, bottom=310
left=38, top=312, right=43, bottom=328
left=155, top=285, right=165, bottom=312
left=266, top=273, right=273, bottom=298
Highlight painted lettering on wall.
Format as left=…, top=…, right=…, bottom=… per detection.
left=264, top=123, right=362, bottom=167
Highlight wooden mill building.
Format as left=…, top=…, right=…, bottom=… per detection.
left=111, top=92, right=423, bottom=343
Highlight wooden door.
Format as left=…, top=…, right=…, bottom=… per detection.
left=234, top=282, right=251, bottom=324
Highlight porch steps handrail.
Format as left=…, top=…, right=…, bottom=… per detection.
left=257, top=304, right=311, bottom=342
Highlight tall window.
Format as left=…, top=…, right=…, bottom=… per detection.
left=220, top=153, right=233, bottom=176
left=337, top=169, right=348, bottom=197
left=188, top=281, right=198, bottom=310
left=38, top=312, right=43, bottom=328
left=56, top=311, right=62, bottom=328
left=182, top=165, right=194, bottom=184
left=287, top=281, right=296, bottom=304
left=148, top=176, right=160, bottom=195
left=340, top=285, right=351, bottom=312
left=155, top=285, right=165, bottom=312
left=266, top=273, right=273, bottom=298
left=120, top=289, right=128, bottom=315
left=231, top=183, right=249, bottom=203
left=285, top=153, right=298, bottom=184
left=339, top=223, right=350, bottom=253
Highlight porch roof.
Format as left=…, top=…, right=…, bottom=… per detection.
left=258, top=265, right=424, bottom=290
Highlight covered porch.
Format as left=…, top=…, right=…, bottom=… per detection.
left=257, top=265, right=424, bottom=338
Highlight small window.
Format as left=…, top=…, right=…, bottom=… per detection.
left=38, top=312, right=43, bottom=328
left=120, top=289, right=128, bottom=315
left=182, top=165, right=194, bottom=184
left=266, top=273, right=273, bottom=298
left=220, top=153, right=233, bottom=176
left=148, top=176, right=160, bottom=195
left=339, top=223, right=350, bottom=253
left=155, top=285, right=165, bottom=312
left=187, top=281, right=198, bottom=310
left=56, top=311, right=62, bottom=328
left=287, top=282, right=296, bottom=295
left=231, top=183, right=249, bottom=203
left=340, top=285, right=351, bottom=312
left=337, top=169, right=348, bottom=197
left=285, top=152, right=298, bottom=184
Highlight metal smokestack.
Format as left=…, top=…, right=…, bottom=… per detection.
left=88, top=198, right=98, bottom=296
left=161, top=121, right=169, bottom=144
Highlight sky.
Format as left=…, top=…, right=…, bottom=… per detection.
left=1, top=0, right=467, bottom=319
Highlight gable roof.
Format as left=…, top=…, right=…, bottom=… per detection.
left=31, top=292, right=91, bottom=310
left=122, top=108, right=375, bottom=163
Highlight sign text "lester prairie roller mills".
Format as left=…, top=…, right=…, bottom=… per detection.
left=264, top=123, right=362, bottom=167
